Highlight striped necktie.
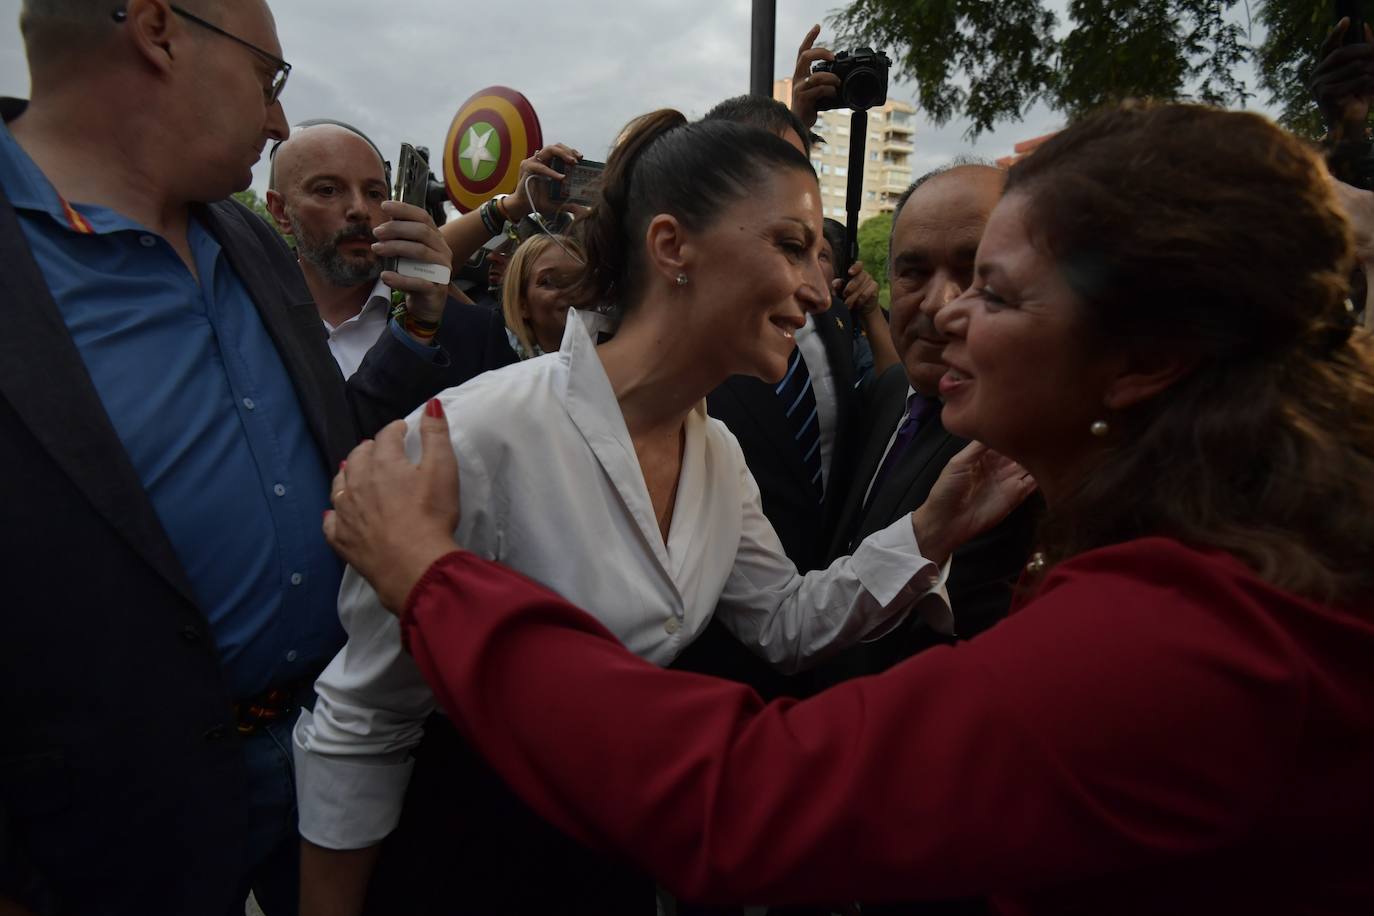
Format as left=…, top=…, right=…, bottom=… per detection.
left=776, top=347, right=823, bottom=500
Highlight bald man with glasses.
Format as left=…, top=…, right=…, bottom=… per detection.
left=0, top=2, right=457, bottom=913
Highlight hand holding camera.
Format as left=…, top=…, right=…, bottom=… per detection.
left=812, top=47, right=892, bottom=113
left=791, top=25, right=840, bottom=129
left=504, top=142, right=582, bottom=223
left=836, top=260, right=880, bottom=317
left=1314, top=14, right=1374, bottom=138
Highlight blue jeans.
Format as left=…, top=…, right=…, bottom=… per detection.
left=228, top=715, right=301, bottom=916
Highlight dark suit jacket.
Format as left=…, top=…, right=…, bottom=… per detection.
left=704, top=303, right=861, bottom=572
left=672, top=304, right=861, bottom=698
left=0, top=97, right=454, bottom=914
left=432, top=296, right=517, bottom=387
left=808, top=364, right=1039, bottom=690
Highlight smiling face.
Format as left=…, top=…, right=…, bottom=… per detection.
left=521, top=244, right=582, bottom=353
left=270, top=126, right=389, bottom=288
left=935, top=192, right=1121, bottom=481
left=888, top=166, right=1005, bottom=396
left=684, top=167, right=828, bottom=383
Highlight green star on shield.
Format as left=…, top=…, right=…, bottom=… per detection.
left=458, top=121, right=500, bottom=181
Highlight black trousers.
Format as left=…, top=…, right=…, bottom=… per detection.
left=364, top=713, right=653, bottom=915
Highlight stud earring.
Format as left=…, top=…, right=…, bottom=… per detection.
left=1090, top=420, right=1110, bottom=437
left=675, top=273, right=688, bottom=287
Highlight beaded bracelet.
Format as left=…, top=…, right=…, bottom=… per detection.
left=401, top=311, right=441, bottom=342
left=479, top=198, right=502, bottom=236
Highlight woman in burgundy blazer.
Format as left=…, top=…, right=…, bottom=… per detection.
left=321, top=102, right=1374, bottom=914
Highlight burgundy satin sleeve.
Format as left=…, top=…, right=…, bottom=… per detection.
left=401, top=545, right=1303, bottom=907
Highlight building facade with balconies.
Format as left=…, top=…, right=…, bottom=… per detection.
left=773, top=78, right=916, bottom=226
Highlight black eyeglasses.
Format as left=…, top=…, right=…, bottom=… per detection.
left=112, top=5, right=291, bottom=105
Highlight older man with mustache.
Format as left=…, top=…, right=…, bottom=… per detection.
left=809, top=163, right=1039, bottom=695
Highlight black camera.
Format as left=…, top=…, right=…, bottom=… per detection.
left=813, top=48, right=891, bottom=112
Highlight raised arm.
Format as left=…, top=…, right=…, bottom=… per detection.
left=321, top=403, right=1296, bottom=906
left=715, top=433, right=1034, bottom=673
left=396, top=545, right=1295, bottom=905
left=438, top=143, right=581, bottom=274
left=298, top=405, right=483, bottom=915
left=838, top=259, right=901, bottom=375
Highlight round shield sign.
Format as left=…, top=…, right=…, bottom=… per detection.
left=442, top=86, right=543, bottom=213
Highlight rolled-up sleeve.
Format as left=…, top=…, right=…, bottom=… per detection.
left=715, top=446, right=951, bottom=674
left=293, top=564, right=436, bottom=848
left=293, top=407, right=493, bottom=849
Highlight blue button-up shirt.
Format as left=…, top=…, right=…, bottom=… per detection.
left=0, top=122, right=343, bottom=698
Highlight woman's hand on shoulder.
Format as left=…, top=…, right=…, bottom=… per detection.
left=911, top=442, right=1037, bottom=566
left=324, top=400, right=463, bottom=614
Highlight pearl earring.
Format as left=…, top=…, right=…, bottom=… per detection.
left=1090, top=420, right=1110, bottom=437
left=675, top=273, right=688, bottom=286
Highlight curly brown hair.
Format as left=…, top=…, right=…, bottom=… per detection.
left=1007, top=101, right=1374, bottom=605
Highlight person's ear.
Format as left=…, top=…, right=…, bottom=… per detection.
left=643, top=214, right=689, bottom=286
left=1101, top=350, right=1199, bottom=412
left=264, top=190, right=293, bottom=236
left=122, top=0, right=182, bottom=74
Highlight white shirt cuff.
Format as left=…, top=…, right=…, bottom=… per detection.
left=850, top=515, right=955, bottom=637
left=292, top=708, right=415, bottom=849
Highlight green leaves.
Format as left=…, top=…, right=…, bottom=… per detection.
left=827, top=0, right=1334, bottom=139
left=829, top=0, right=1058, bottom=136
left=857, top=211, right=894, bottom=283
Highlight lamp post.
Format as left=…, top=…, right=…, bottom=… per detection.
left=749, top=0, right=776, bottom=97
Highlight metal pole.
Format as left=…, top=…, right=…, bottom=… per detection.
left=845, top=110, right=868, bottom=270
left=750, top=0, right=776, bottom=97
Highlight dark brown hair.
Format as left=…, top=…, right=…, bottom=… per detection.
left=1008, top=101, right=1374, bottom=604
left=569, top=109, right=815, bottom=310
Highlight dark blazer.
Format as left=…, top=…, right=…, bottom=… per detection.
left=0, top=103, right=451, bottom=912
left=430, top=296, right=517, bottom=387
left=704, top=303, right=861, bottom=572
left=673, top=304, right=861, bottom=698
left=808, top=364, right=1039, bottom=690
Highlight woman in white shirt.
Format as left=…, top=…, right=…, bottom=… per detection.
left=296, top=110, right=1033, bottom=912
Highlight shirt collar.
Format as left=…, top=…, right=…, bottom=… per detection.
left=0, top=113, right=72, bottom=219
left=320, top=280, right=391, bottom=333
left=905, top=387, right=939, bottom=421
left=0, top=107, right=148, bottom=236
left=365, top=278, right=392, bottom=306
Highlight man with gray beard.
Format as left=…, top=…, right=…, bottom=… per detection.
left=267, top=121, right=514, bottom=379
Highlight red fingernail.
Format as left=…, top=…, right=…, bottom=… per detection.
left=340, top=459, right=347, bottom=470
left=425, top=398, right=444, bottom=418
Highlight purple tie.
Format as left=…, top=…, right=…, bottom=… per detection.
left=866, top=392, right=938, bottom=505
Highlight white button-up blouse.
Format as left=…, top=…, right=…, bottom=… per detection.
left=294, top=312, right=951, bottom=849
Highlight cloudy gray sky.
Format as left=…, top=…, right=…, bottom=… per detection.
left=0, top=0, right=1278, bottom=198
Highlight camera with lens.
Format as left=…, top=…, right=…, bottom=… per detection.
left=813, top=48, right=892, bottom=112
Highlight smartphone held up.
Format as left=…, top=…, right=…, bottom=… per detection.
left=382, top=143, right=452, bottom=285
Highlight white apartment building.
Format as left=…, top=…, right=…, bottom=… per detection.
left=773, top=77, right=916, bottom=226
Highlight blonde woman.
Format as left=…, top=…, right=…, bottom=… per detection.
left=500, top=233, right=585, bottom=359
